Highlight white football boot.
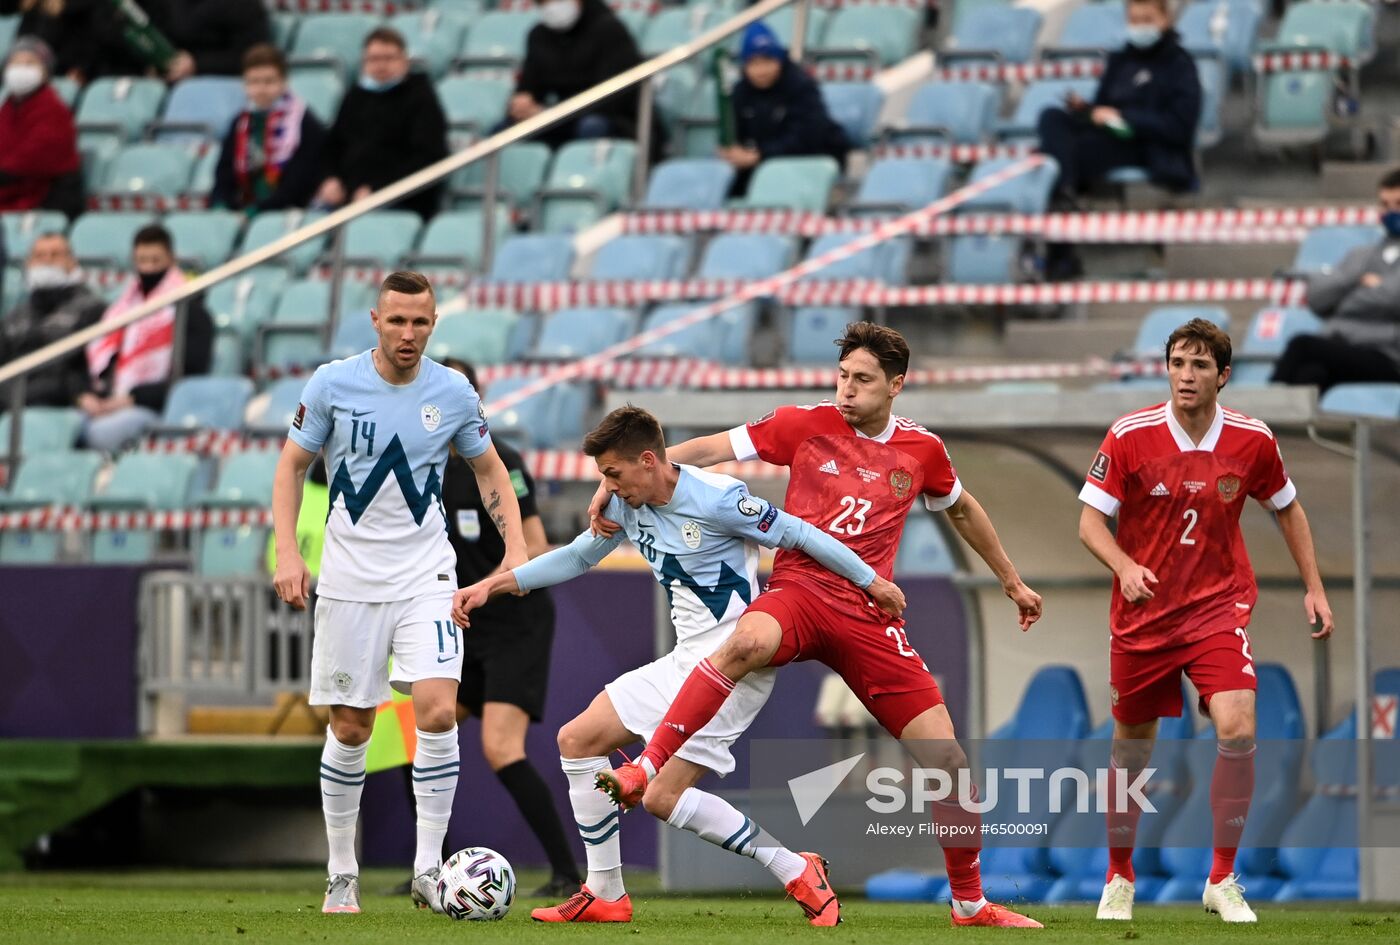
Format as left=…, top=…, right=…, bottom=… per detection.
left=1202, top=873, right=1257, bottom=923
left=1096, top=874, right=1135, bottom=921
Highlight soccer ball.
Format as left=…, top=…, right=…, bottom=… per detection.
left=437, top=846, right=516, bottom=921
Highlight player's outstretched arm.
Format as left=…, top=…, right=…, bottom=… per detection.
left=1078, top=504, right=1158, bottom=604
left=588, top=432, right=738, bottom=537
left=1273, top=499, right=1334, bottom=640
left=451, top=528, right=622, bottom=628
left=466, top=441, right=529, bottom=570
left=772, top=512, right=906, bottom=617
left=946, top=489, right=1043, bottom=630
left=271, top=440, right=317, bottom=611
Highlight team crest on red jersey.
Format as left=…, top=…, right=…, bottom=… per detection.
left=889, top=469, right=914, bottom=499
left=1216, top=474, right=1242, bottom=503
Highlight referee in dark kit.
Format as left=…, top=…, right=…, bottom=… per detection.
left=441, top=358, right=582, bottom=897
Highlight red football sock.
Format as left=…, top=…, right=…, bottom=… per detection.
left=1105, top=763, right=1145, bottom=884
left=933, top=786, right=983, bottom=902
left=1209, top=743, right=1255, bottom=884
left=639, top=659, right=735, bottom=774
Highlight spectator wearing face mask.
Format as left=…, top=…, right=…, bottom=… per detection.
left=0, top=232, right=105, bottom=408
left=212, top=44, right=327, bottom=215
left=722, top=22, right=849, bottom=194
left=1270, top=167, right=1400, bottom=391
left=506, top=0, right=647, bottom=149
left=314, top=27, right=448, bottom=220
left=79, top=224, right=213, bottom=452
left=0, top=37, right=80, bottom=212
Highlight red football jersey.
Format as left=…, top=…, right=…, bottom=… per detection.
left=729, top=402, right=961, bottom=614
left=1079, top=403, right=1296, bottom=653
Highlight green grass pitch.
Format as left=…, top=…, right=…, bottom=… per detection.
left=0, top=869, right=1396, bottom=944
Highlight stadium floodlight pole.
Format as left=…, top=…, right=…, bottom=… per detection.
left=0, top=0, right=799, bottom=393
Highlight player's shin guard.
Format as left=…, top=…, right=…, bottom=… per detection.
left=666, top=787, right=806, bottom=884
left=1209, top=743, right=1255, bottom=884
left=932, top=785, right=984, bottom=903
left=639, top=659, right=735, bottom=775
left=561, top=756, right=625, bottom=901
left=411, top=727, right=460, bottom=876
left=1106, top=762, right=1147, bottom=883
left=320, top=728, right=368, bottom=877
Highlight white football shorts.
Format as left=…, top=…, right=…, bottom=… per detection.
left=310, top=590, right=460, bottom=708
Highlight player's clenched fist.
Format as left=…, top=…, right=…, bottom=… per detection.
left=1115, top=563, right=1158, bottom=604
left=273, top=553, right=311, bottom=610
left=452, top=582, right=491, bottom=628
left=867, top=576, right=906, bottom=617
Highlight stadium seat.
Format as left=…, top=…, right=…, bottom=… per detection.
left=754, top=7, right=830, bottom=52
left=289, top=12, right=381, bottom=80
left=186, top=148, right=220, bottom=198
left=0, top=407, right=84, bottom=456
left=408, top=206, right=512, bottom=276
left=534, top=308, right=636, bottom=359
left=152, top=77, right=248, bottom=146
left=391, top=9, right=469, bottom=77
left=1319, top=383, right=1400, bottom=420
left=203, top=449, right=279, bottom=508
left=0, top=211, right=69, bottom=261
left=1273, top=714, right=1359, bottom=900
left=538, top=139, right=638, bottom=234
left=163, top=210, right=244, bottom=271
left=641, top=158, right=734, bottom=210
left=209, top=332, right=246, bottom=377
left=813, top=7, right=922, bottom=70
left=288, top=68, right=345, bottom=122
left=590, top=235, right=690, bottom=281
left=427, top=310, right=520, bottom=364
left=849, top=157, right=953, bottom=214
left=488, top=235, right=575, bottom=282
left=667, top=73, right=721, bottom=159
left=0, top=14, right=17, bottom=52
left=456, top=11, right=537, bottom=71
left=483, top=375, right=560, bottom=448
left=1045, top=3, right=1126, bottom=57
left=271, top=11, right=299, bottom=50
left=0, top=450, right=104, bottom=564
left=1132, top=306, right=1231, bottom=359
left=945, top=157, right=1058, bottom=284
left=740, top=156, right=840, bottom=212
left=97, top=144, right=195, bottom=200
left=196, top=449, right=281, bottom=577
left=449, top=141, right=552, bottom=210
left=820, top=82, right=883, bottom=148
left=642, top=6, right=719, bottom=59
left=68, top=211, right=155, bottom=269
left=547, top=383, right=590, bottom=447
left=1177, top=0, right=1265, bottom=77
left=893, top=510, right=958, bottom=575
left=339, top=210, right=423, bottom=266
left=437, top=73, right=514, bottom=134
left=787, top=307, right=856, bottom=364
left=889, top=81, right=1001, bottom=146
left=946, top=6, right=1043, bottom=64
left=801, top=233, right=911, bottom=286
left=997, top=79, right=1098, bottom=142
left=238, top=209, right=328, bottom=275
left=1194, top=54, right=1227, bottom=151
left=158, top=377, right=256, bottom=433
left=89, top=452, right=200, bottom=564
left=989, top=665, right=1092, bottom=740
left=207, top=266, right=291, bottom=342
left=1232, top=307, right=1322, bottom=385
left=698, top=234, right=796, bottom=279
left=245, top=377, right=308, bottom=433
left=633, top=301, right=758, bottom=365
left=327, top=308, right=380, bottom=359
left=261, top=279, right=376, bottom=371
left=1291, top=224, right=1380, bottom=274
left=75, top=77, right=167, bottom=146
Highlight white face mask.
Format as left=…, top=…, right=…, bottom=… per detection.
left=25, top=264, right=82, bottom=291
left=1125, top=25, right=1162, bottom=49
left=539, top=0, right=581, bottom=32
left=4, top=63, right=44, bottom=97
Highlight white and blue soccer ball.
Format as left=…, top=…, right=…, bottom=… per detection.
left=438, top=846, right=516, bottom=921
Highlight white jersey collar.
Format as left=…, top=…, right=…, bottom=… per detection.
left=853, top=413, right=897, bottom=444
left=1166, top=402, right=1223, bottom=452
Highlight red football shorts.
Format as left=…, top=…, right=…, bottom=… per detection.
left=744, top=580, right=944, bottom=737
left=1110, top=628, right=1258, bottom=725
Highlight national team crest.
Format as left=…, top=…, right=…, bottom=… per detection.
left=421, top=404, right=442, bottom=432
left=889, top=469, right=913, bottom=499
left=1216, top=474, right=1242, bottom=503
left=681, top=521, right=703, bottom=549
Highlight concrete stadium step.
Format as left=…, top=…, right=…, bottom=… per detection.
left=1319, top=161, right=1393, bottom=201
left=1004, top=319, right=1138, bottom=361
left=1162, top=243, right=1296, bottom=280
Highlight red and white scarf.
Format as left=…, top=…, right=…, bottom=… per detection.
left=85, top=267, right=187, bottom=396
left=233, top=92, right=306, bottom=204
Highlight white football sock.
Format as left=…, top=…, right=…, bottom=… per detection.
left=952, top=896, right=990, bottom=918
left=667, top=787, right=807, bottom=885
left=561, top=755, right=625, bottom=901
left=320, top=728, right=368, bottom=877
left=412, top=726, right=460, bottom=876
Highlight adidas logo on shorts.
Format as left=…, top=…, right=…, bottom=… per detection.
left=1150, top=482, right=1170, bottom=497
left=819, top=459, right=839, bottom=476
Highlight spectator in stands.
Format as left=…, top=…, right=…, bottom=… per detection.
left=0, top=37, right=80, bottom=213
left=0, top=232, right=105, bottom=407
left=0, top=0, right=147, bottom=81
left=505, top=0, right=646, bottom=149
left=211, top=44, right=327, bottom=216
left=723, top=22, right=849, bottom=195
left=155, top=0, right=272, bottom=82
left=1271, top=168, right=1400, bottom=391
left=314, top=27, right=447, bottom=220
left=79, top=224, right=213, bottom=452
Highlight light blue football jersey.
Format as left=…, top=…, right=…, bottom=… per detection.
left=288, top=351, right=491, bottom=602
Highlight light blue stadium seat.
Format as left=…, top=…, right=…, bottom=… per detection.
left=1292, top=224, right=1381, bottom=274
left=427, top=310, right=520, bottom=364
left=698, top=234, right=796, bottom=279
left=187, top=148, right=219, bottom=198
left=1319, top=383, right=1400, bottom=420
left=634, top=301, right=758, bottom=365
left=642, top=6, right=719, bottom=59
left=484, top=375, right=559, bottom=448
left=488, top=235, right=575, bottom=282
left=787, top=307, right=856, bottom=364
left=894, top=510, right=957, bottom=575
left=989, top=665, right=1092, bottom=740
left=590, top=235, right=690, bottom=281
left=1273, top=713, right=1358, bottom=900
left=1047, top=3, right=1126, bottom=56
left=75, top=77, right=167, bottom=145
left=998, top=79, right=1098, bottom=141
left=153, top=77, right=247, bottom=146
left=208, top=266, right=290, bottom=342
left=290, top=12, right=381, bottom=80
left=1253, top=0, right=1373, bottom=148
left=642, top=158, right=735, bottom=211
left=0, top=450, right=104, bottom=564
left=1232, top=307, right=1322, bottom=385
left=409, top=206, right=512, bottom=277
left=288, top=68, right=345, bottom=123
left=246, top=377, right=308, bottom=432
left=238, top=209, right=328, bottom=275
left=814, top=7, right=921, bottom=70
left=1194, top=54, right=1227, bottom=151
left=757, top=6, right=830, bottom=51
left=1177, top=0, right=1264, bottom=76
left=891, top=81, right=1001, bottom=146
left=945, top=157, right=1058, bottom=283
left=539, top=139, right=637, bottom=234
left=457, top=11, right=536, bottom=71
left=436, top=73, right=513, bottom=133
left=1, top=211, right=69, bottom=261
left=668, top=72, right=721, bottom=159
left=534, top=308, right=636, bottom=359
left=340, top=210, right=423, bottom=266
left=89, top=452, right=200, bottom=564
left=740, top=156, right=840, bottom=212
left=98, top=143, right=195, bottom=199
left=0, top=407, right=84, bottom=456
left=449, top=141, right=552, bottom=209
left=51, top=76, right=81, bottom=108
left=261, top=278, right=376, bottom=371
left=209, top=332, right=245, bottom=377
left=196, top=449, right=281, bottom=576
left=327, top=309, right=380, bottom=360
left=547, top=383, right=590, bottom=448
left=271, top=11, right=299, bottom=50
left=820, top=82, right=882, bottom=148
left=79, top=136, right=121, bottom=195
left=802, top=233, right=910, bottom=286
left=850, top=157, right=953, bottom=213
left=159, top=377, right=255, bottom=433
left=68, top=211, right=154, bottom=268
left=163, top=210, right=244, bottom=270
left=1132, top=306, right=1231, bottom=359
left=0, top=15, right=17, bottom=51
left=947, top=6, right=1043, bottom=64
left=391, top=9, right=469, bottom=77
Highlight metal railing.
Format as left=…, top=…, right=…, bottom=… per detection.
left=0, top=0, right=811, bottom=460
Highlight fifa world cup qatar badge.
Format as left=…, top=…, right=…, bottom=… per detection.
left=421, top=404, right=442, bottom=432
left=1216, top=474, right=1242, bottom=503
left=889, top=469, right=913, bottom=499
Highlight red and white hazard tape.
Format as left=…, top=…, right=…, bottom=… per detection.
left=87, top=194, right=210, bottom=213
left=873, top=141, right=1033, bottom=162
left=274, top=0, right=417, bottom=12
left=810, top=62, right=880, bottom=81
left=0, top=506, right=274, bottom=533
left=934, top=58, right=1104, bottom=84
left=1253, top=51, right=1354, bottom=74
